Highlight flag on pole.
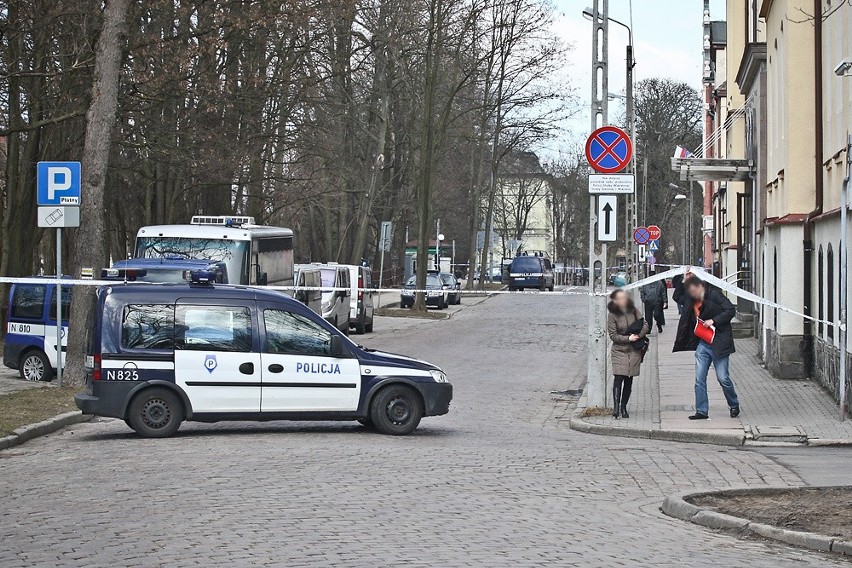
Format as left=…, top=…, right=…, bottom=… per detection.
left=673, top=145, right=693, bottom=159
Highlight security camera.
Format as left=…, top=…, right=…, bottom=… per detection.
left=835, top=59, right=852, bottom=77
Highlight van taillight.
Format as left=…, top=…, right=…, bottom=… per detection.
left=92, top=354, right=102, bottom=381
left=358, top=276, right=363, bottom=300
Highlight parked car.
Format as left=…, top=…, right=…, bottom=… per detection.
left=74, top=279, right=452, bottom=437
left=294, top=264, right=323, bottom=315
left=508, top=255, right=555, bottom=291
left=432, top=271, right=461, bottom=305
left=400, top=274, right=449, bottom=309
left=343, top=265, right=374, bottom=334
left=472, top=266, right=502, bottom=282
left=316, top=264, right=350, bottom=333
left=4, top=280, right=70, bottom=381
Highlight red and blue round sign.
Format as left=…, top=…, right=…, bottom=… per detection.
left=585, top=126, right=633, bottom=174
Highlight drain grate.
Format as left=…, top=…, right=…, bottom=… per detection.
left=551, top=388, right=584, bottom=398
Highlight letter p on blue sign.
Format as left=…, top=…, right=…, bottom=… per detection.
left=37, top=162, right=81, bottom=206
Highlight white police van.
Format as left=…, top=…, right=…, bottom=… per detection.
left=74, top=275, right=452, bottom=437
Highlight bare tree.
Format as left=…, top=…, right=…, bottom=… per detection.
left=65, top=0, right=131, bottom=386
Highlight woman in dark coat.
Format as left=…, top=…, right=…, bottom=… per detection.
left=607, top=289, right=650, bottom=419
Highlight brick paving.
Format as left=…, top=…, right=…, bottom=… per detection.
left=0, top=293, right=844, bottom=567
left=582, top=297, right=852, bottom=444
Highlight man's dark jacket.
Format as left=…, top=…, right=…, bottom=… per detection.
left=673, top=288, right=737, bottom=357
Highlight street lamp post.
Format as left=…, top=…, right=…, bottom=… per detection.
left=670, top=183, right=696, bottom=265
left=583, top=7, right=635, bottom=279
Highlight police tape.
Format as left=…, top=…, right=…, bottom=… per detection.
left=0, top=270, right=840, bottom=329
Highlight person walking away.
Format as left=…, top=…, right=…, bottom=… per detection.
left=673, top=278, right=741, bottom=420
left=607, top=289, right=650, bottom=419
left=640, top=269, right=668, bottom=333
left=672, top=273, right=686, bottom=315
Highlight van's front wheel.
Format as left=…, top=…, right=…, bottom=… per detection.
left=127, top=387, right=184, bottom=438
left=370, top=385, right=423, bottom=435
left=20, top=350, right=52, bottom=382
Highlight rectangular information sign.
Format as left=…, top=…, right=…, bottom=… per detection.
left=588, top=174, right=635, bottom=194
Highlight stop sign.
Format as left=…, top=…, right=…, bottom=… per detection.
left=647, top=225, right=662, bottom=240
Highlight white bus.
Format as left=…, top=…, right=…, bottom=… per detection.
left=133, top=216, right=294, bottom=287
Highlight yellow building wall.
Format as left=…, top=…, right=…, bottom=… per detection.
left=764, top=0, right=816, bottom=218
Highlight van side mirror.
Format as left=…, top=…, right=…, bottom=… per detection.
left=330, top=334, right=346, bottom=357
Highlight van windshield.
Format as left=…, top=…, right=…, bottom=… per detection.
left=134, top=237, right=248, bottom=284
left=319, top=269, right=336, bottom=287
left=511, top=257, right=542, bottom=272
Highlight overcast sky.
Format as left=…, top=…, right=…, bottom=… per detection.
left=542, top=0, right=724, bottom=158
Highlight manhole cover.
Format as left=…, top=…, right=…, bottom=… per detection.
left=751, top=425, right=807, bottom=442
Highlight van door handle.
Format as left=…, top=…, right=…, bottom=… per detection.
left=238, top=362, right=255, bottom=375
left=268, top=364, right=284, bottom=373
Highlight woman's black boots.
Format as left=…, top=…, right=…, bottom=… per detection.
left=621, top=378, right=632, bottom=418
left=612, top=383, right=622, bottom=419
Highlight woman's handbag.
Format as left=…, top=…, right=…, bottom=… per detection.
left=625, top=313, right=650, bottom=361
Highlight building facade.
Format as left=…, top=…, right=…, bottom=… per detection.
left=677, top=0, right=850, bottom=403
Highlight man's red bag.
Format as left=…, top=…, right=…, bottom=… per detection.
left=694, top=319, right=716, bottom=344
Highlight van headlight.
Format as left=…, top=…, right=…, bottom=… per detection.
left=429, top=370, right=448, bottom=383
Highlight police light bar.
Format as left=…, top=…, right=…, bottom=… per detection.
left=101, top=268, right=148, bottom=281
left=190, top=215, right=255, bottom=227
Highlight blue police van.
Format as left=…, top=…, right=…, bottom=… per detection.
left=4, top=281, right=70, bottom=381
left=74, top=278, right=452, bottom=437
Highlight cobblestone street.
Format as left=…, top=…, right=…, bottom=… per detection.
left=0, top=293, right=845, bottom=567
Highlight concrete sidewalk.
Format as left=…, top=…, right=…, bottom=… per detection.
left=571, top=299, right=852, bottom=446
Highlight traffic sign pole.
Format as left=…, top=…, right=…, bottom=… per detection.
left=37, top=161, right=81, bottom=386
left=586, top=0, right=609, bottom=410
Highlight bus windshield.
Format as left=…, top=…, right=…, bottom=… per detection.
left=134, top=237, right=249, bottom=284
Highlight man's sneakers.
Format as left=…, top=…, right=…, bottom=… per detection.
left=730, top=406, right=741, bottom=418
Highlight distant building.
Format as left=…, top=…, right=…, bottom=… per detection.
left=488, top=150, right=554, bottom=259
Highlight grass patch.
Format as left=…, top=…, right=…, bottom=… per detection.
left=581, top=406, right=613, bottom=417
left=0, top=386, right=78, bottom=437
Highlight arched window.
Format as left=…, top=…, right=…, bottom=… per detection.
left=818, top=246, right=824, bottom=337
left=828, top=244, right=835, bottom=341
left=773, top=247, right=778, bottom=329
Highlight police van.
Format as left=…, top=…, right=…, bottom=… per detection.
left=74, top=277, right=452, bottom=437
left=4, top=281, right=70, bottom=381
left=134, top=216, right=294, bottom=287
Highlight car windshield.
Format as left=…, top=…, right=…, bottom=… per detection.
left=512, top=257, right=542, bottom=272
left=405, top=275, right=442, bottom=287
left=135, top=237, right=248, bottom=284
left=439, top=274, right=454, bottom=285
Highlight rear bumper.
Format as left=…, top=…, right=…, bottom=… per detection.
left=418, top=382, right=453, bottom=416
left=74, top=381, right=137, bottom=419
left=509, top=277, right=544, bottom=288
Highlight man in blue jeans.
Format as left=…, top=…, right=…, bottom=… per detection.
left=673, top=277, right=741, bottom=419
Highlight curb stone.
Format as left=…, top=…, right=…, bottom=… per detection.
left=569, top=404, right=746, bottom=446
left=661, top=487, right=852, bottom=556
left=0, top=411, right=93, bottom=451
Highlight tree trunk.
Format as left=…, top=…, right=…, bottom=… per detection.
left=65, top=0, right=131, bottom=387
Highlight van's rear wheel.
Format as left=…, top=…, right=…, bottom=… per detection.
left=20, top=350, right=52, bottom=382
left=127, top=387, right=183, bottom=438
left=370, top=384, right=423, bottom=435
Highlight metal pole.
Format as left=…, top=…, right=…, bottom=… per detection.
left=839, top=133, right=850, bottom=420
left=689, top=186, right=694, bottom=265
left=56, top=228, right=63, bottom=386
left=378, top=246, right=385, bottom=309
left=626, top=43, right=636, bottom=281
left=586, top=0, right=609, bottom=408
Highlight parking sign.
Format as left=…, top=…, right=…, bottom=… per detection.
left=37, top=162, right=81, bottom=206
